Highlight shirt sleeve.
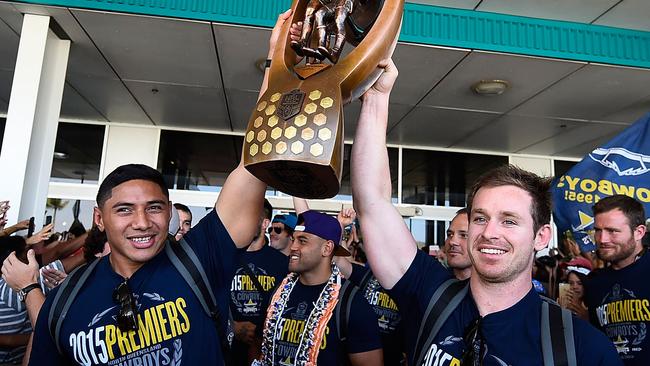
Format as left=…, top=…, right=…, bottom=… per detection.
left=388, top=250, right=453, bottom=312
left=346, top=290, right=383, bottom=354
left=348, top=263, right=370, bottom=287
left=183, top=209, right=239, bottom=289
left=28, top=289, right=66, bottom=365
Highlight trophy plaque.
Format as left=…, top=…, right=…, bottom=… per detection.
left=244, top=0, right=404, bottom=198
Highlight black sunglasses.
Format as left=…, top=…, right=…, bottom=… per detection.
left=112, top=279, right=138, bottom=332
left=462, top=317, right=484, bottom=366
left=267, top=226, right=284, bottom=235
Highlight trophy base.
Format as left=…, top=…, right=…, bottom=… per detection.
left=246, top=159, right=340, bottom=199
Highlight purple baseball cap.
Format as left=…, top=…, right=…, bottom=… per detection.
left=295, top=210, right=350, bottom=256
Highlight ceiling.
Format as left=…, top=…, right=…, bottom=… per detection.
left=1, top=1, right=650, bottom=161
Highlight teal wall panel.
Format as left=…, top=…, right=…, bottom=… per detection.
left=12, top=0, right=650, bottom=68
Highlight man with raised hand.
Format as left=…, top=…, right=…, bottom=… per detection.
left=351, top=59, right=620, bottom=365
left=585, top=195, right=649, bottom=365
left=26, top=10, right=294, bottom=366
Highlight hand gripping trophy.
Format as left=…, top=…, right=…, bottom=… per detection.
left=244, top=0, right=403, bottom=198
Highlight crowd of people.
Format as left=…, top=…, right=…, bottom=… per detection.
left=0, top=9, right=647, bottom=366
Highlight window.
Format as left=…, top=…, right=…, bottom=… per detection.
left=50, top=123, right=105, bottom=184
left=334, top=144, right=399, bottom=201
left=158, top=130, right=242, bottom=192
left=401, top=149, right=507, bottom=207
left=554, top=160, right=577, bottom=178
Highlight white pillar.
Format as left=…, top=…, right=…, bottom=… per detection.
left=100, top=125, right=161, bottom=180
left=0, top=14, right=70, bottom=227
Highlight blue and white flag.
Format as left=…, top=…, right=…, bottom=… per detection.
left=552, top=112, right=650, bottom=252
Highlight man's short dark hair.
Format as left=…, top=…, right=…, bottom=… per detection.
left=263, top=199, right=273, bottom=221
left=173, top=203, right=192, bottom=219
left=593, top=195, right=645, bottom=229
left=467, top=164, right=552, bottom=234
left=97, top=164, right=169, bottom=207
left=455, top=207, right=468, bottom=216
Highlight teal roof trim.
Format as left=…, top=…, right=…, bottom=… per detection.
left=13, top=0, right=650, bottom=68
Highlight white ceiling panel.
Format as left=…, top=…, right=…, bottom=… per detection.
left=601, top=97, right=650, bottom=124
left=226, top=88, right=261, bottom=132
left=407, top=0, right=480, bottom=9
left=0, top=7, right=19, bottom=71
left=517, top=120, right=626, bottom=157
left=593, top=0, right=650, bottom=32
left=388, top=106, right=499, bottom=147
left=421, top=51, right=585, bottom=113
left=66, top=74, right=150, bottom=124
left=392, top=43, right=468, bottom=106
left=125, top=80, right=230, bottom=130
left=59, top=84, right=107, bottom=121
left=213, top=23, right=268, bottom=93
left=453, top=114, right=612, bottom=153
left=72, top=9, right=221, bottom=87
left=12, top=5, right=121, bottom=79
left=511, top=64, right=650, bottom=121
left=477, top=0, right=619, bottom=23
left=0, top=2, right=23, bottom=34
left=554, top=130, right=623, bottom=157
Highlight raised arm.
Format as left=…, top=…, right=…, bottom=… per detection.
left=351, top=60, right=415, bottom=289
left=216, top=11, right=296, bottom=248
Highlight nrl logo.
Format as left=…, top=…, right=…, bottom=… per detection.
left=277, top=89, right=305, bottom=121
left=589, top=147, right=650, bottom=176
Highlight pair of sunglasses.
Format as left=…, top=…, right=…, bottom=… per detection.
left=462, top=317, right=485, bottom=366
left=112, top=279, right=138, bottom=331
left=267, top=226, right=285, bottom=235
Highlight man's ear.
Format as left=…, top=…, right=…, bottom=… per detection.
left=93, top=207, right=105, bottom=232
left=533, top=224, right=552, bottom=252
left=322, top=240, right=335, bottom=257
left=634, top=224, right=647, bottom=243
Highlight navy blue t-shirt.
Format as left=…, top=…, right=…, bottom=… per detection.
left=349, top=263, right=404, bottom=366
left=268, top=278, right=381, bottom=365
left=584, top=252, right=650, bottom=366
left=230, top=245, right=289, bottom=327
left=29, top=210, right=238, bottom=366
left=391, top=250, right=622, bottom=366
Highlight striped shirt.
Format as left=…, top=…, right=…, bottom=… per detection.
left=0, top=279, right=32, bottom=364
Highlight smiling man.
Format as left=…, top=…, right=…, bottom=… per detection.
left=584, top=195, right=649, bottom=365
left=24, top=9, right=300, bottom=364
left=257, top=210, right=382, bottom=366
left=351, top=59, right=621, bottom=365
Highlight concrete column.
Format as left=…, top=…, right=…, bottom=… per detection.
left=100, top=125, right=160, bottom=179
left=0, top=14, right=70, bottom=227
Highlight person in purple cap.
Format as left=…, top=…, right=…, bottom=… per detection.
left=256, top=210, right=382, bottom=366
left=268, top=214, right=297, bottom=256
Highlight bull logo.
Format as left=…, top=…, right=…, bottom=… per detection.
left=589, top=147, right=650, bottom=176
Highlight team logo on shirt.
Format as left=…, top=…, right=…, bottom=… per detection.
left=595, top=283, right=649, bottom=358
left=364, top=278, right=401, bottom=333
left=69, top=295, right=190, bottom=366
left=231, top=265, right=277, bottom=317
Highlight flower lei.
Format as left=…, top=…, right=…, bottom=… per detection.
left=258, top=264, right=341, bottom=366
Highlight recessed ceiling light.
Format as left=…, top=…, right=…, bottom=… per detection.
left=53, top=151, right=68, bottom=160
left=471, top=79, right=510, bottom=96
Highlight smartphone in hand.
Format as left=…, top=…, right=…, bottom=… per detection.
left=27, top=217, right=35, bottom=237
